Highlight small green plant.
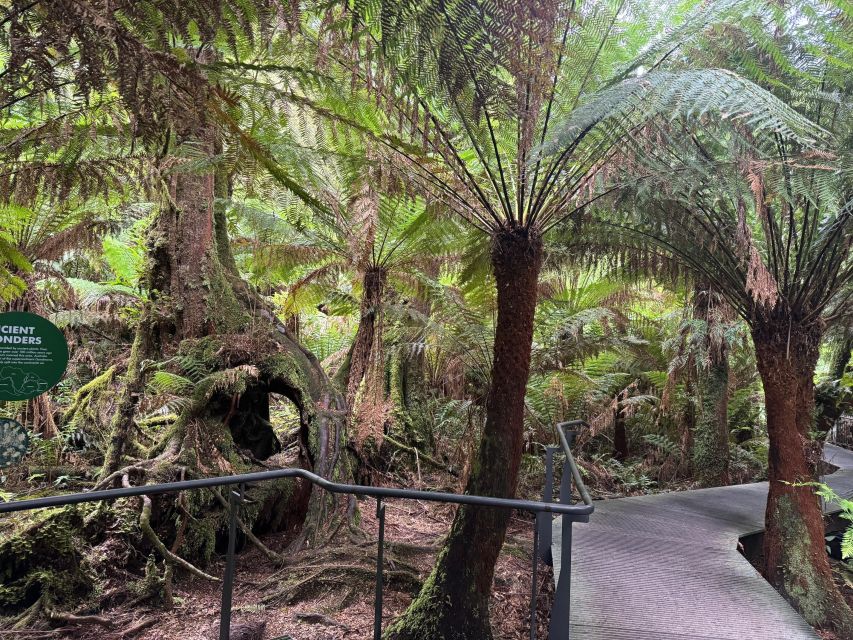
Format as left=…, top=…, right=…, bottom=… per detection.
left=808, top=483, right=853, bottom=559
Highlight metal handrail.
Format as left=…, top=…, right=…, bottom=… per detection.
left=0, top=465, right=593, bottom=517
left=0, top=420, right=594, bottom=639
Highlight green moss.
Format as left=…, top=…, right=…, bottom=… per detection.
left=693, top=358, right=730, bottom=486
left=774, top=495, right=831, bottom=626
left=0, top=508, right=95, bottom=612
left=179, top=511, right=220, bottom=566
left=63, top=365, right=117, bottom=429
left=205, top=259, right=248, bottom=333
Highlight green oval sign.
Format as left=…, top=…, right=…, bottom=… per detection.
left=0, top=418, right=28, bottom=468
left=0, top=312, right=69, bottom=401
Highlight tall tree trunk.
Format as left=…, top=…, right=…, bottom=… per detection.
left=387, top=227, right=543, bottom=640
left=100, top=124, right=347, bottom=546
left=754, top=320, right=853, bottom=636
left=347, top=267, right=386, bottom=407
left=830, top=337, right=852, bottom=380
left=692, top=285, right=730, bottom=486
left=613, top=389, right=629, bottom=461
left=693, top=350, right=729, bottom=486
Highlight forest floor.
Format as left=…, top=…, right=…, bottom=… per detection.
left=11, top=471, right=553, bottom=640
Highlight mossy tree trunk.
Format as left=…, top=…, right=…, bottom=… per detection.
left=754, top=319, right=853, bottom=636
left=830, top=337, right=852, bottom=380
left=692, top=285, right=730, bottom=486
left=100, top=121, right=347, bottom=545
left=693, top=352, right=729, bottom=486
left=613, top=389, right=629, bottom=461
left=347, top=266, right=387, bottom=407
left=386, top=227, right=543, bottom=640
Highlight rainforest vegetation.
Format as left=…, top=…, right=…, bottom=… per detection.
left=0, top=0, right=851, bottom=638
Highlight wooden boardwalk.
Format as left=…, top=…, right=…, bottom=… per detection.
left=553, top=444, right=853, bottom=640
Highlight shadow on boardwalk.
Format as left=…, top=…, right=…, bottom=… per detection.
left=554, top=444, right=853, bottom=640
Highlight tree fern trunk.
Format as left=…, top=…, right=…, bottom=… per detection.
left=830, top=337, right=852, bottom=381
left=346, top=267, right=386, bottom=407
left=613, top=390, right=629, bottom=461
left=386, top=226, right=542, bottom=640
left=692, top=285, right=730, bottom=486
left=754, top=321, right=853, bottom=636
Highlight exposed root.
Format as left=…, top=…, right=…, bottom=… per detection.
left=383, top=434, right=455, bottom=476
left=210, top=488, right=286, bottom=565
left=134, top=481, right=221, bottom=583
left=11, top=597, right=44, bottom=630
left=46, top=611, right=115, bottom=628
left=261, top=563, right=423, bottom=605
left=295, top=612, right=351, bottom=631
left=91, top=465, right=149, bottom=491
left=120, top=617, right=157, bottom=637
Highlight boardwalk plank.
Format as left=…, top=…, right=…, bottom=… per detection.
left=552, top=444, right=853, bottom=640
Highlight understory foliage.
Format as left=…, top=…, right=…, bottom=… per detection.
left=0, top=0, right=851, bottom=637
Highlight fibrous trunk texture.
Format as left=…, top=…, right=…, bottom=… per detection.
left=754, top=320, right=853, bottom=636
left=386, top=227, right=543, bottom=640
left=100, top=125, right=347, bottom=546
left=613, top=389, right=628, bottom=461
left=347, top=269, right=384, bottom=405
left=692, top=285, right=730, bottom=486
left=830, top=337, right=852, bottom=381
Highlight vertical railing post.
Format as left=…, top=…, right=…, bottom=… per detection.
left=530, top=512, right=540, bottom=640
left=219, top=483, right=242, bottom=640
left=550, top=424, right=578, bottom=640
left=538, top=446, right=557, bottom=564
left=549, top=519, right=573, bottom=640
left=374, top=497, right=386, bottom=640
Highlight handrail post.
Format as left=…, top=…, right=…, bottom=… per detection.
left=219, top=483, right=243, bottom=640
left=549, top=423, right=581, bottom=640
left=374, top=497, right=386, bottom=640
left=530, top=513, right=540, bottom=640
left=538, top=446, right=557, bottom=565
left=549, top=519, right=573, bottom=640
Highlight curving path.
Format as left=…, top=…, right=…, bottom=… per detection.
left=553, top=444, right=853, bottom=640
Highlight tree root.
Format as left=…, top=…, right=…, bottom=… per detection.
left=261, top=561, right=422, bottom=606
left=46, top=611, right=115, bottom=628
left=11, top=597, right=44, bottom=630
left=132, top=477, right=221, bottom=582
left=383, top=434, right=455, bottom=476
left=295, top=612, right=351, bottom=631
left=120, top=617, right=157, bottom=637
left=210, top=487, right=286, bottom=565
left=92, top=465, right=149, bottom=491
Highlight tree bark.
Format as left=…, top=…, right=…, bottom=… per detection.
left=346, top=267, right=386, bottom=407
left=386, top=226, right=543, bottom=640
left=613, top=390, right=628, bottom=461
left=754, top=320, right=853, bottom=636
left=99, top=128, right=347, bottom=546
left=693, top=350, right=729, bottom=486
left=692, top=285, right=730, bottom=486
left=830, top=337, right=852, bottom=381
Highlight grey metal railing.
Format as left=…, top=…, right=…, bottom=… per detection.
left=0, top=421, right=593, bottom=639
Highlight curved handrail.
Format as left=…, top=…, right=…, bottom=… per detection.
left=0, top=464, right=593, bottom=517
left=557, top=419, right=593, bottom=506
